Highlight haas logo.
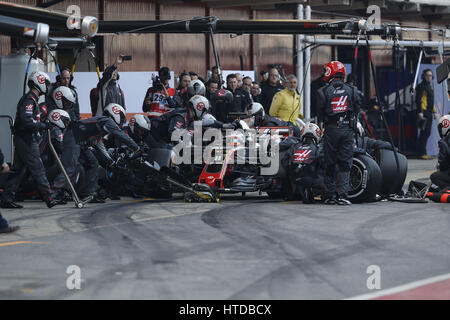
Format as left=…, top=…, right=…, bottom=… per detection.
left=294, top=149, right=312, bottom=163
left=196, top=101, right=205, bottom=111
left=112, top=105, right=121, bottom=115
left=51, top=112, right=61, bottom=122
left=40, top=105, right=47, bottom=116
left=315, top=127, right=321, bottom=137
left=331, top=96, right=348, bottom=112
left=37, top=74, right=46, bottom=84
left=442, top=118, right=450, bottom=129
left=54, top=90, right=63, bottom=100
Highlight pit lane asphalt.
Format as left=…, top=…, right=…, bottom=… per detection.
left=0, top=159, right=448, bottom=300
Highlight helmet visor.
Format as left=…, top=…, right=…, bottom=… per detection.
left=62, top=96, right=74, bottom=110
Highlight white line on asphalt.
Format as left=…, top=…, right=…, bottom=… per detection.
left=345, top=273, right=450, bottom=300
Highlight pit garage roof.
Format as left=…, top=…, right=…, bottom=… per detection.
left=157, top=0, right=450, bottom=19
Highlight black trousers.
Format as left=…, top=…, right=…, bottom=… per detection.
left=53, top=129, right=81, bottom=196
left=0, top=209, right=8, bottom=229
left=1, top=134, right=54, bottom=202
left=430, top=170, right=450, bottom=190
left=417, top=112, right=433, bottom=156
left=78, top=147, right=99, bottom=197
left=323, top=124, right=354, bottom=199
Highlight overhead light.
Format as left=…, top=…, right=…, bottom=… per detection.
left=35, top=23, right=49, bottom=44
left=81, top=16, right=98, bottom=38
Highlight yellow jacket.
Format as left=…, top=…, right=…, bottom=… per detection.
left=420, top=90, right=436, bottom=113
left=269, top=88, right=302, bottom=124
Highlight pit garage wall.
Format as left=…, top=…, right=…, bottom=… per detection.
left=103, top=0, right=157, bottom=71
left=0, top=1, right=448, bottom=104
left=0, top=0, right=445, bottom=83
left=102, top=2, right=295, bottom=81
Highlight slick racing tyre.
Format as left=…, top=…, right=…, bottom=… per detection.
left=374, top=149, right=408, bottom=196
left=348, top=154, right=382, bottom=203
left=298, top=185, right=314, bottom=204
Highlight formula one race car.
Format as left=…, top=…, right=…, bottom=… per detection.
left=173, top=115, right=305, bottom=201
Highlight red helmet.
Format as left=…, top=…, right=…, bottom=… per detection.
left=323, top=61, right=346, bottom=83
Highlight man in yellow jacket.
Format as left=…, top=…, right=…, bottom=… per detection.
left=269, top=74, right=302, bottom=124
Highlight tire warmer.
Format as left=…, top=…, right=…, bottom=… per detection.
left=427, top=189, right=450, bottom=203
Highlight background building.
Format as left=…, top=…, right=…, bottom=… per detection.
left=1, top=0, right=449, bottom=156
left=1, top=0, right=449, bottom=83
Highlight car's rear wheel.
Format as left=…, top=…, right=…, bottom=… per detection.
left=348, top=154, right=382, bottom=203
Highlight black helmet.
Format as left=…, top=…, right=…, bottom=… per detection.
left=158, top=66, right=171, bottom=82
left=211, top=88, right=233, bottom=104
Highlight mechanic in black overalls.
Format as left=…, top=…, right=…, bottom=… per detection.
left=0, top=148, right=19, bottom=233
left=0, top=71, right=63, bottom=209
left=430, top=115, right=450, bottom=190
left=72, top=104, right=140, bottom=202
left=317, top=61, right=361, bottom=205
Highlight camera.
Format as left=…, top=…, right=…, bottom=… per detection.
left=152, top=67, right=171, bottom=91
left=151, top=74, right=164, bottom=91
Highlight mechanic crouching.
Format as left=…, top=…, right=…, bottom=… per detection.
left=246, top=102, right=301, bottom=138
left=430, top=115, right=450, bottom=190
left=72, top=104, right=141, bottom=202
left=107, top=114, right=153, bottom=198
left=283, top=123, right=324, bottom=203
left=151, top=95, right=226, bottom=146
left=317, top=61, right=361, bottom=205
left=354, top=121, right=392, bottom=157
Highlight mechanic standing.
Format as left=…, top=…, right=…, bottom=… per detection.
left=0, top=148, right=19, bottom=233
left=415, top=69, right=439, bottom=159
left=0, top=71, right=62, bottom=209
left=95, top=54, right=126, bottom=117
left=317, top=61, right=361, bottom=205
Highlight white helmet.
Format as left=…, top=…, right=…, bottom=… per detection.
left=356, top=121, right=365, bottom=137
left=300, top=122, right=321, bottom=144
left=104, top=103, right=126, bottom=127
left=187, top=79, right=206, bottom=97
left=189, top=95, right=210, bottom=119
left=48, top=109, right=71, bottom=130
left=52, top=86, right=76, bottom=109
left=129, top=114, right=151, bottom=135
left=247, top=102, right=265, bottom=127
left=247, top=102, right=265, bottom=117
left=201, top=113, right=217, bottom=127
left=28, top=71, right=50, bottom=95
left=438, top=115, right=450, bottom=138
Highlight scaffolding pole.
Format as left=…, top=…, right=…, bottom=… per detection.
left=304, top=38, right=450, bottom=47
left=305, top=5, right=311, bottom=120
left=297, top=4, right=304, bottom=117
